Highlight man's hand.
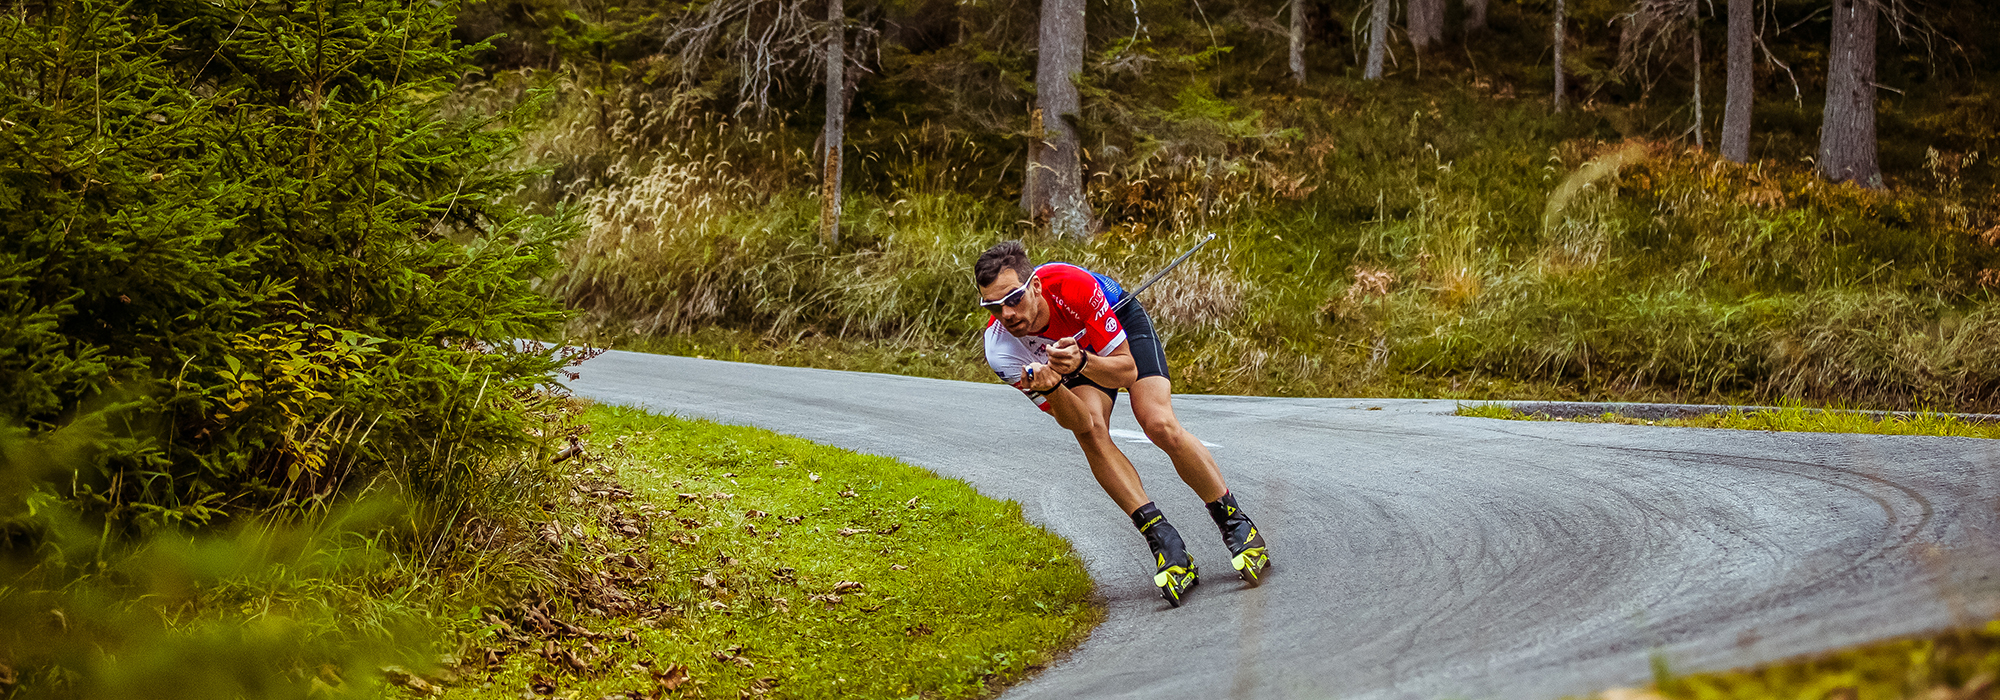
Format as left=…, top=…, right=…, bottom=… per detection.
left=1047, top=336, right=1085, bottom=375
left=1021, top=362, right=1063, bottom=393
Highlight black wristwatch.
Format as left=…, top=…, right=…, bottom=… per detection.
left=1064, top=350, right=1089, bottom=380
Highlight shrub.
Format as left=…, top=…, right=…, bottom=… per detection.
left=0, top=0, right=574, bottom=523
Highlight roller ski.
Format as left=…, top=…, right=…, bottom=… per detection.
left=1207, top=491, right=1270, bottom=585
left=1131, top=503, right=1199, bottom=606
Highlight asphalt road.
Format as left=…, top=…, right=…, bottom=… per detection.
left=564, top=351, right=2000, bottom=700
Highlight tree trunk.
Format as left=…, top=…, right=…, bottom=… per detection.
left=1464, top=0, right=1487, bottom=32
left=1720, top=0, right=1752, bottom=162
left=819, top=0, right=845, bottom=247
left=1364, top=0, right=1392, bottom=80
left=1691, top=6, right=1704, bottom=149
left=1289, top=0, right=1305, bottom=84
left=1408, top=0, right=1442, bottom=51
left=1553, top=0, right=1566, bottom=112
left=1027, top=0, right=1091, bottom=237
left=1818, top=0, right=1880, bottom=187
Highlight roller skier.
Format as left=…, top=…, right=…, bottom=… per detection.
left=973, top=239, right=1269, bottom=606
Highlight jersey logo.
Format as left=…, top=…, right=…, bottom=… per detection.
left=1104, top=317, right=1116, bottom=333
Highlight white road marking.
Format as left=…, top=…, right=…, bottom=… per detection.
left=1110, top=428, right=1219, bottom=448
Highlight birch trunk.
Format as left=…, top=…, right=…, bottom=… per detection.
left=1818, top=0, right=1880, bottom=187
left=819, top=0, right=846, bottom=246
left=1720, top=0, right=1753, bottom=162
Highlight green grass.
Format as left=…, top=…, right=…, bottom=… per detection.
left=1593, top=621, right=2000, bottom=700
left=1456, top=402, right=2000, bottom=439
left=437, top=403, right=1099, bottom=699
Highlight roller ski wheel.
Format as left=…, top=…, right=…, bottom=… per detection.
left=1131, top=502, right=1199, bottom=607
left=1231, top=545, right=1270, bottom=586
left=1207, top=491, right=1271, bottom=587
left=1156, top=555, right=1200, bottom=606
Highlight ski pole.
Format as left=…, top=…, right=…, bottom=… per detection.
left=1025, top=233, right=1219, bottom=383
left=1071, top=232, right=1217, bottom=341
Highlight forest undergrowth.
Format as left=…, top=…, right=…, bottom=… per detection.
left=478, top=50, right=2000, bottom=412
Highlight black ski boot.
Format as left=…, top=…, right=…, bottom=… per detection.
left=1131, top=502, right=1198, bottom=606
left=1206, top=491, right=1270, bottom=585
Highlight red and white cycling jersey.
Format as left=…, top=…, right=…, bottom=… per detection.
left=983, top=263, right=1128, bottom=411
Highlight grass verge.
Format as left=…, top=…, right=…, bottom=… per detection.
left=1590, top=621, right=2000, bottom=700
left=435, top=403, right=1099, bottom=699
left=1456, top=402, right=2000, bottom=439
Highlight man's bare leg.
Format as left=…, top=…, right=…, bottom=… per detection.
left=1049, top=385, right=1151, bottom=513
left=1128, top=376, right=1227, bottom=502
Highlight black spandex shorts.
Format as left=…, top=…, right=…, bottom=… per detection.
left=1064, top=298, right=1169, bottom=404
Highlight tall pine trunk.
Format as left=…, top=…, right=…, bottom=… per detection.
left=1408, top=0, right=1442, bottom=50
left=1289, top=0, right=1305, bottom=84
left=1691, top=6, right=1705, bottom=149
left=1818, top=0, right=1880, bottom=187
left=1720, top=0, right=1752, bottom=162
left=819, top=0, right=845, bottom=246
left=1026, top=0, right=1091, bottom=237
left=1553, top=0, right=1566, bottom=112
left=1464, top=0, right=1487, bottom=32
left=1364, top=0, right=1392, bottom=80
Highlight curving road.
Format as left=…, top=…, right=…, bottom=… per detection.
left=565, top=351, right=2000, bottom=700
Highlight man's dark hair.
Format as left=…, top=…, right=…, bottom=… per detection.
left=975, top=240, right=1033, bottom=287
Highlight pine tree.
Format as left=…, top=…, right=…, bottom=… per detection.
left=0, top=0, right=574, bottom=524
left=1365, top=0, right=1393, bottom=80
left=821, top=0, right=847, bottom=246
left=1026, top=0, right=1092, bottom=237
left=1819, top=0, right=1881, bottom=186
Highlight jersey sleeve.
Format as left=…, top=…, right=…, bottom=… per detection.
left=1042, top=265, right=1127, bottom=356
left=984, top=323, right=1052, bottom=412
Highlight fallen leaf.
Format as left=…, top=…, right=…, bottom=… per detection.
left=744, top=524, right=759, bottom=535
left=774, top=460, right=790, bottom=466
left=710, top=492, right=733, bottom=500
left=770, top=567, right=796, bottom=583
left=733, top=656, right=756, bottom=668
left=831, top=581, right=864, bottom=594
left=905, top=623, right=933, bottom=637
left=808, top=472, right=820, bottom=483
left=651, top=663, right=691, bottom=691
left=715, top=554, right=739, bottom=567
left=810, top=593, right=843, bottom=606
left=744, top=509, right=769, bottom=518
left=678, top=518, right=702, bottom=529
left=890, top=564, right=907, bottom=571
left=836, top=527, right=865, bottom=537
left=381, top=666, right=438, bottom=695
left=722, top=472, right=737, bottom=477
left=529, top=672, right=557, bottom=695
left=861, top=605, right=883, bottom=613
left=677, top=493, right=699, bottom=502
left=838, top=485, right=857, bottom=498
left=905, top=496, right=921, bottom=509
left=782, top=515, right=804, bottom=524
left=876, top=523, right=901, bottom=535
left=697, top=573, right=721, bottom=590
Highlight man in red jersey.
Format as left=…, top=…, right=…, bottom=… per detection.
left=973, top=240, right=1268, bottom=606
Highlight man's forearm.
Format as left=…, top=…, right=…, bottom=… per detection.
left=1076, top=351, right=1138, bottom=389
